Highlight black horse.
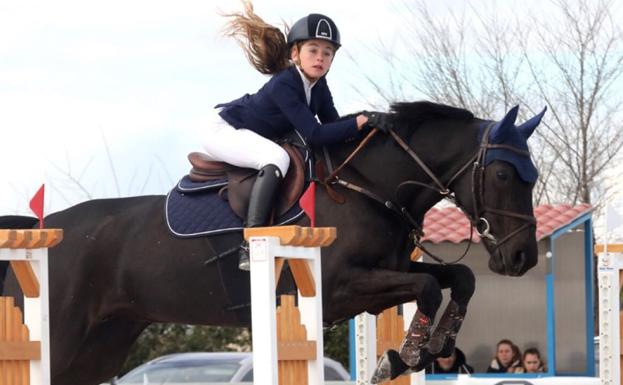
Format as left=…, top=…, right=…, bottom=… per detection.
left=0, top=102, right=545, bottom=385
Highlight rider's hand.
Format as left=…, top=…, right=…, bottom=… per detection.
left=362, top=111, right=394, bottom=133
left=356, top=114, right=369, bottom=131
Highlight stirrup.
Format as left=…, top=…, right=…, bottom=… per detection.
left=238, top=242, right=250, bottom=271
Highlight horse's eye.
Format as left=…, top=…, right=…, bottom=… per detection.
left=496, top=171, right=509, bottom=180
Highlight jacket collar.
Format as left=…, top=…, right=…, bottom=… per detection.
left=293, top=65, right=318, bottom=106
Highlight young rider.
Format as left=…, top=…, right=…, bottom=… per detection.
left=202, top=2, right=390, bottom=270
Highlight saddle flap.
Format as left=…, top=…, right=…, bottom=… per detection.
left=186, top=142, right=307, bottom=221
left=276, top=143, right=306, bottom=216
left=225, top=168, right=258, bottom=219
left=227, top=143, right=306, bottom=220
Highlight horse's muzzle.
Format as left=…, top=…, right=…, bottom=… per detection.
left=489, top=248, right=536, bottom=276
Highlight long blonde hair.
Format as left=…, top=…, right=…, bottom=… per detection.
left=222, top=1, right=291, bottom=75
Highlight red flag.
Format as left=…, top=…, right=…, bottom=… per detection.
left=299, top=181, right=316, bottom=227
left=29, top=184, right=45, bottom=229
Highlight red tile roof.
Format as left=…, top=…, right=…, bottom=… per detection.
left=421, top=204, right=592, bottom=244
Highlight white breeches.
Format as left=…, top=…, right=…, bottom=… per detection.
left=199, top=109, right=290, bottom=175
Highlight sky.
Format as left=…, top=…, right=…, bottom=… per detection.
left=0, top=0, right=620, bottom=230
left=0, top=0, right=411, bottom=215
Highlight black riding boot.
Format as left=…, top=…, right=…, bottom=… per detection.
left=238, top=164, right=283, bottom=271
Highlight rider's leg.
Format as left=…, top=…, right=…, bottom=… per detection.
left=237, top=164, right=283, bottom=270
left=199, top=110, right=289, bottom=270
left=199, top=110, right=290, bottom=174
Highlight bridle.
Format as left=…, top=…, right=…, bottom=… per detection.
left=469, top=124, right=537, bottom=248
left=320, top=121, right=537, bottom=264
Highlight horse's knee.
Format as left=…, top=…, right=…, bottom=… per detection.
left=450, top=264, right=475, bottom=304
left=416, top=275, right=442, bottom=318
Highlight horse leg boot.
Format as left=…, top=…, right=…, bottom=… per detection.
left=371, top=310, right=433, bottom=383
left=238, top=164, right=283, bottom=270
left=426, top=300, right=466, bottom=358
left=398, top=309, right=434, bottom=368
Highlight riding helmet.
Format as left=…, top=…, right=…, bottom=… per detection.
left=287, top=14, right=341, bottom=49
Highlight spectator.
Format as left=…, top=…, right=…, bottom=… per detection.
left=425, top=347, right=473, bottom=374
left=511, top=348, right=546, bottom=373
left=486, top=339, right=521, bottom=373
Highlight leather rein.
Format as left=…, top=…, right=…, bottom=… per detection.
left=321, top=123, right=537, bottom=265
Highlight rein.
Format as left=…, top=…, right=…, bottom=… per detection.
left=322, top=122, right=536, bottom=265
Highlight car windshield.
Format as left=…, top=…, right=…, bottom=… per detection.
left=118, top=361, right=241, bottom=383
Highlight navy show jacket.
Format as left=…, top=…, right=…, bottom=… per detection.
left=216, top=66, right=359, bottom=146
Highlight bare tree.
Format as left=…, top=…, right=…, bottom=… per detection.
left=354, top=0, right=623, bottom=207
left=519, top=0, right=623, bottom=206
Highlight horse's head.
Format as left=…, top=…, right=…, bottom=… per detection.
left=333, top=102, right=544, bottom=276
left=452, top=105, right=546, bottom=276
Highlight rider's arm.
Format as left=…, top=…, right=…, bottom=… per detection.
left=270, top=78, right=359, bottom=145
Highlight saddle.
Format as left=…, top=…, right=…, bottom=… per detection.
left=187, top=142, right=306, bottom=221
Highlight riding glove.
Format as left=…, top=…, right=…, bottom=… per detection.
left=363, top=111, right=394, bottom=133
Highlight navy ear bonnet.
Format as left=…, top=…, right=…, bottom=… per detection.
left=480, top=105, right=547, bottom=184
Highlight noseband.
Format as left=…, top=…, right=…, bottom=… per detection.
left=322, top=122, right=537, bottom=264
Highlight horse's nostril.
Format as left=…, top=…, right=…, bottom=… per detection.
left=512, top=250, right=526, bottom=269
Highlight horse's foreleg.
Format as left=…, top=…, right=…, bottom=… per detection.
left=409, top=262, right=475, bottom=357
left=371, top=264, right=475, bottom=383
left=328, top=267, right=442, bottom=320
left=326, top=267, right=443, bottom=383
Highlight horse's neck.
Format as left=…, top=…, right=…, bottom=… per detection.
left=324, top=120, right=481, bottom=221
left=406, top=120, right=482, bottom=218
left=421, top=120, right=482, bottom=183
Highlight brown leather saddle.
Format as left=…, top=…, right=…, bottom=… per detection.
left=187, top=143, right=306, bottom=221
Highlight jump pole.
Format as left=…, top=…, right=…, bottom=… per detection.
left=244, top=225, right=336, bottom=385
left=0, top=228, right=63, bottom=385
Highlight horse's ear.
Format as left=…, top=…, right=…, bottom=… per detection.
left=517, top=106, right=547, bottom=139
left=490, top=105, right=519, bottom=143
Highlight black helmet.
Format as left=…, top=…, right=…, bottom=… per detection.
left=287, top=14, right=341, bottom=49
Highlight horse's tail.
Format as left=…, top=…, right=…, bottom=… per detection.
left=0, top=215, right=38, bottom=294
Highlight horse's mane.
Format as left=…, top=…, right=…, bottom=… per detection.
left=390, top=101, right=474, bottom=127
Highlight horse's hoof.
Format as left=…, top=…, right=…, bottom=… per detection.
left=371, top=349, right=409, bottom=384
left=411, top=349, right=434, bottom=372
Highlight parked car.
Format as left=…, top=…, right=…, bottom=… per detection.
left=114, top=352, right=350, bottom=383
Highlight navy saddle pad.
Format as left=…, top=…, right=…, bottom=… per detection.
left=165, top=175, right=305, bottom=237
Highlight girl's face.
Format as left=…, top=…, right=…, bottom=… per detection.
left=523, top=353, right=541, bottom=373
left=436, top=352, right=456, bottom=370
left=291, top=39, right=335, bottom=82
left=496, top=343, right=513, bottom=366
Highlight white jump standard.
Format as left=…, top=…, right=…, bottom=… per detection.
left=0, top=229, right=63, bottom=385
left=245, top=225, right=336, bottom=385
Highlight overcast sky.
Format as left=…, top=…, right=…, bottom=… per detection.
left=0, top=0, right=618, bottom=220
left=0, top=0, right=411, bottom=215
